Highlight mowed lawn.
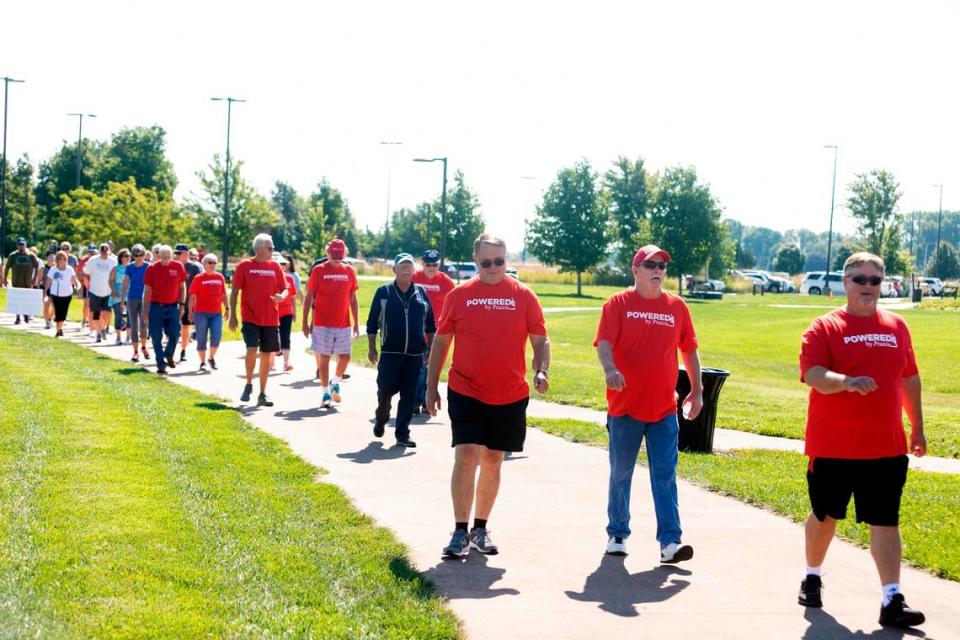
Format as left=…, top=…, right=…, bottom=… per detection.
left=0, top=329, right=459, bottom=638
left=531, top=417, right=960, bottom=582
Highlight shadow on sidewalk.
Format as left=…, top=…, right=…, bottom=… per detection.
left=422, top=553, right=520, bottom=600
left=802, top=608, right=926, bottom=639
left=280, top=378, right=320, bottom=390
left=275, top=407, right=339, bottom=421
left=564, top=555, right=691, bottom=617
left=336, top=441, right=415, bottom=464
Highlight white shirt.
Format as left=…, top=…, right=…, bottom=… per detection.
left=84, top=256, right=118, bottom=297
left=47, top=266, right=76, bottom=297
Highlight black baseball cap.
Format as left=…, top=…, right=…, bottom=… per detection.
left=422, top=249, right=441, bottom=264
left=16, top=237, right=26, bottom=245
left=174, top=243, right=189, bottom=253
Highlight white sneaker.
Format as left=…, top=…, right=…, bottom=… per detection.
left=606, top=536, right=627, bottom=556
left=660, top=542, right=694, bottom=564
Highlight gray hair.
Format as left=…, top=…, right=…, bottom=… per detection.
left=843, top=251, right=885, bottom=276
left=157, top=244, right=173, bottom=259
left=152, top=244, right=162, bottom=256
left=252, top=233, right=273, bottom=251
left=203, top=253, right=218, bottom=264
left=473, top=233, right=507, bottom=255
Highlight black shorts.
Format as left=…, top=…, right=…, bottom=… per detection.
left=807, top=455, right=908, bottom=526
left=181, top=306, right=193, bottom=326
left=89, top=294, right=111, bottom=318
left=448, top=388, right=528, bottom=452
left=279, top=314, right=293, bottom=350
left=241, top=322, right=281, bottom=353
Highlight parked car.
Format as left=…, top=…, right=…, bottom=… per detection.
left=505, top=267, right=520, bottom=281
left=742, top=270, right=795, bottom=293
left=800, top=271, right=844, bottom=296
left=445, top=261, right=478, bottom=280
left=919, top=277, right=945, bottom=296
left=887, top=275, right=907, bottom=297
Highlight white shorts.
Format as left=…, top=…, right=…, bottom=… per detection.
left=311, top=326, right=353, bottom=355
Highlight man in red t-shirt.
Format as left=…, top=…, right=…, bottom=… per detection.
left=142, top=245, right=187, bottom=375
left=411, top=248, right=456, bottom=414
left=594, top=244, right=702, bottom=563
left=301, top=239, right=359, bottom=408
left=797, top=252, right=927, bottom=629
left=228, top=233, right=288, bottom=407
left=426, top=234, right=550, bottom=559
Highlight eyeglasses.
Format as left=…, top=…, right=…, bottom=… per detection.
left=479, top=257, right=506, bottom=269
left=850, top=275, right=883, bottom=286
left=641, top=261, right=668, bottom=270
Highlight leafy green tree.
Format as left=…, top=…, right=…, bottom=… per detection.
left=191, top=155, right=277, bottom=260
left=604, top=156, right=648, bottom=269
left=648, top=166, right=723, bottom=292
left=924, top=241, right=960, bottom=280
left=35, top=139, right=107, bottom=212
left=387, top=203, right=439, bottom=257
left=847, top=169, right=906, bottom=273
left=270, top=181, right=307, bottom=252
left=356, top=226, right=384, bottom=258
left=528, top=160, right=609, bottom=296
left=708, top=222, right=737, bottom=276
left=3, top=155, right=39, bottom=248
left=832, top=244, right=856, bottom=271
left=308, top=179, right=358, bottom=256
left=97, top=126, right=177, bottom=195
left=48, top=179, right=193, bottom=249
left=740, top=226, right=783, bottom=269
left=442, top=170, right=485, bottom=263
left=299, top=203, right=328, bottom=263
left=772, top=243, right=805, bottom=274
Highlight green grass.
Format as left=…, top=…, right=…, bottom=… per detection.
left=530, top=417, right=960, bottom=581
left=0, top=329, right=459, bottom=639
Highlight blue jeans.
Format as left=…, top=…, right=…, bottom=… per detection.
left=194, top=312, right=222, bottom=352
left=148, top=302, right=181, bottom=369
left=606, top=413, right=682, bottom=547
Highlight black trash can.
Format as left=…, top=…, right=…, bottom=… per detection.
left=675, top=366, right=731, bottom=453
left=912, top=287, right=922, bottom=303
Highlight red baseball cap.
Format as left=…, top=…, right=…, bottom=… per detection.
left=326, top=239, right=346, bottom=259
left=632, top=244, right=671, bottom=267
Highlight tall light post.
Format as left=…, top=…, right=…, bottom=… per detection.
left=1, top=76, right=25, bottom=256
left=933, top=184, right=944, bottom=278
left=413, top=157, right=448, bottom=267
left=67, top=112, right=97, bottom=188
left=823, top=144, right=838, bottom=292
left=520, top=176, right=537, bottom=264
left=380, top=141, right=402, bottom=257
left=211, top=97, right=245, bottom=276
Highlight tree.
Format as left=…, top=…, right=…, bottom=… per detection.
left=191, top=155, right=277, bottom=260
left=35, top=139, right=107, bottom=212
left=308, top=178, right=358, bottom=256
left=528, top=160, right=609, bottom=296
left=708, top=222, right=737, bottom=276
left=270, top=181, right=307, bottom=252
left=648, top=166, right=723, bottom=293
left=772, top=243, right=805, bottom=274
left=924, top=241, right=960, bottom=280
left=299, top=203, right=328, bottom=263
left=97, top=126, right=177, bottom=195
left=442, top=170, right=485, bottom=263
left=3, top=155, right=39, bottom=248
left=387, top=203, right=439, bottom=257
left=832, top=244, right=856, bottom=271
left=847, top=169, right=906, bottom=273
left=740, top=226, right=783, bottom=269
left=604, top=156, right=648, bottom=269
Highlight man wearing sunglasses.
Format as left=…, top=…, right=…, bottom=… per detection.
left=427, top=234, right=550, bottom=558
left=798, top=252, right=927, bottom=629
left=412, top=249, right=456, bottom=414
left=594, top=244, right=701, bottom=563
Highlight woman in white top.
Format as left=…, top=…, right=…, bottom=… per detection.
left=45, top=251, right=79, bottom=337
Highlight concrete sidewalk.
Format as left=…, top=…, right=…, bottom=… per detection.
left=4, top=314, right=959, bottom=639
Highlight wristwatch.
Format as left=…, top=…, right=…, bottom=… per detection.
left=536, top=369, right=549, bottom=378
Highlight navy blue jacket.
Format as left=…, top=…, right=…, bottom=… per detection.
left=366, top=281, right=436, bottom=356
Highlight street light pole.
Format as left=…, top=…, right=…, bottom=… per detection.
left=1, top=76, right=24, bottom=257
left=933, top=184, right=944, bottom=277
left=413, top=157, right=448, bottom=268
left=823, top=145, right=838, bottom=293
left=380, top=141, right=402, bottom=257
left=67, top=112, right=97, bottom=188
left=211, top=97, right=245, bottom=277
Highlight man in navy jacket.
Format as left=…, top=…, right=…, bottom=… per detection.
left=366, top=253, right=436, bottom=447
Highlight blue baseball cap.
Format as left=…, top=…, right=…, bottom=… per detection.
left=421, top=249, right=440, bottom=263
left=394, top=253, right=415, bottom=265
left=16, top=237, right=26, bottom=245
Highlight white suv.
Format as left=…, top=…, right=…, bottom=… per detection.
left=800, top=271, right=844, bottom=296
left=919, top=277, right=945, bottom=296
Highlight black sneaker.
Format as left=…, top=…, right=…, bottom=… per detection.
left=798, top=575, right=823, bottom=608
left=257, top=393, right=274, bottom=407
left=157, top=367, right=167, bottom=376
left=14, top=316, right=21, bottom=325
left=96, top=333, right=102, bottom=343
left=240, top=383, right=253, bottom=402
left=443, top=530, right=470, bottom=558
left=199, top=362, right=207, bottom=372
left=879, top=593, right=925, bottom=628
left=131, top=355, right=140, bottom=363
left=179, top=350, right=187, bottom=362
left=208, top=358, right=217, bottom=370
left=412, top=405, right=422, bottom=416
left=166, top=357, right=177, bottom=369
left=373, top=421, right=386, bottom=438
left=396, top=438, right=416, bottom=448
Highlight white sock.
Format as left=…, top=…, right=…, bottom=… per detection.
left=805, top=565, right=822, bottom=578
left=331, top=376, right=340, bottom=385
left=322, top=386, right=329, bottom=395
left=882, top=583, right=900, bottom=606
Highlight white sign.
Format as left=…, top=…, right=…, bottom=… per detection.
left=5, top=287, right=43, bottom=316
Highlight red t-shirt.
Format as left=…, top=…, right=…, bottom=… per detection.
left=278, top=273, right=297, bottom=318
left=307, top=262, right=358, bottom=328
left=799, top=308, right=919, bottom=460
left=412, top=270, right=456, bottom=318
left=232, top=258, right=287, bottom=327
left=143, top=260, right=187, bottom=304
left=594, top=290, right=698, bottom=422
left=437, top=276, right=547, bottom=405
left=189, top=272, right=226, bottom=314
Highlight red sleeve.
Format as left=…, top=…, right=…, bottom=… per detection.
left=900, top=320, right=919, bottom=377
left=188, top=276, right=201, bottom=296
left=306, top=269, right=318, bottom=294
left=525, top=287, right=546, bottom=336
left=594, top=297, right=620, bottom=347
left=799, top=318, right=830, bottom=381
left=232, top=263, right=245, bottom=289
left=143, top=264, right=154, bottom=288
left=436, top=289, right=459, bottom=335
left=677, top=300, right=698, bottom=353
left=275, top=264, right=286, bottom=293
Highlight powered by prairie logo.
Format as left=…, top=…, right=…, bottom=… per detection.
left=843, top=333, right=898, bottom=349
left=626, top=311, right=675, bottom=327
left=323, top=274, right=350, bottom=281
left=466, top=297, right=517, bottom=311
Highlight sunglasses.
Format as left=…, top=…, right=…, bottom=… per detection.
left=423, top=262, right=439, bottom=267
left=479, top=257, right=506, bottom=269
left=641, top=261, right=668, bottom=270
left=850, top=275, right=883, bottom=286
